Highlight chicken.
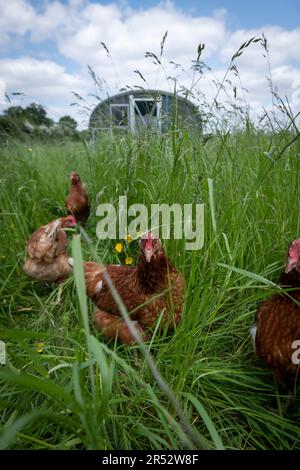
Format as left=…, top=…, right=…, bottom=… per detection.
left=84, top=232, right=184, bottom=345
left=66, top=172, right=90, bottom=224
left=23, top=215, right=76, bottom=283
left=251, top=238, right=300, bottom=385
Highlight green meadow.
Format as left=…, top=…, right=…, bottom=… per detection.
left=0, top=126, right=300, bottom=449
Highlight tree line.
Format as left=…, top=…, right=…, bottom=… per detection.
left=0, top=102, right=87, bottom=141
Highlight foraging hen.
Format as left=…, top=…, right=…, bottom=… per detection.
left=252, top=238, right=300, bottom=385
left=23, top=215, right=76, bottom=283
left=84, top=232, right=184, bottom=344
left=66, top=172, right=90, bottom=224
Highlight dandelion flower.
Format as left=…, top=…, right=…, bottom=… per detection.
left=115, top=242, right=123, bottom=253
left=125, top=256, right=133, bottom=265
left=126, top=234, right=133, bottom=244
left=36, top=342, right=44, bottom=354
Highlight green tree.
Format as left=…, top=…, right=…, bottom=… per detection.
left=58, top=115, right=77, bottom=131
left=3, top=103, right=53, bottom=127
left=3, top=106, right=25, bottom=119
left=25, top=103, right=53, bottom=127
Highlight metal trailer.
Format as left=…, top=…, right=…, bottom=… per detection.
left=89, top=89, right=201, bottom=137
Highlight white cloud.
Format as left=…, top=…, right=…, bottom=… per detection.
left=0, top=79, right=6, bottom=104
left=0, top=0, right=300, bottom=126
left=220, top=27, right=300, bottom=70
left=0, top=0, right=35, bottom=48
left=0, top=56, right=90, bottom=125
left=57, top=2, right=226, bottom=82
left=0, top=56, right=86, bottom=96
left=30, top=0, right=86, bottom=42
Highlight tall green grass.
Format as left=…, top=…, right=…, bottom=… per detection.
left=0, top=127, right=300, bottom=449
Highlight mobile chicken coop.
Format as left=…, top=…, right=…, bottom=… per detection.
left=89, top=89, right=201, bottom=136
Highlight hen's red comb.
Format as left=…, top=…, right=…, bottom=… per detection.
left=288, top=238, right=300, bottom=258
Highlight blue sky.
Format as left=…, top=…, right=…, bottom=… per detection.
left=125, top=0, right=299, bottom=29
left=0, top=0, right=299, bottom=127
left=27, top=0, right=300, bottom=29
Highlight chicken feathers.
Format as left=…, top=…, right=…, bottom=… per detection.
left=253, top=238, right=300, bottom=384
left=23, top=216, right=76, bottom=283
left=66, top=172, right=90, bottom=224
left=84, top=232, right=184, bottom=344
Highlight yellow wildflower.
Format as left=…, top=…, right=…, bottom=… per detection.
left=126, top=234, right=133, bottom=244
left=115, top=242, right=123, bottom=253
left=36, top=342, right=44, bottom=354
left=125, top=256, right=133, bottom=265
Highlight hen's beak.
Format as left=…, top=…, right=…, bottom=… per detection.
left=145, top=249, right=154, bottom=263
left=285, top=257, right=297, bottom=273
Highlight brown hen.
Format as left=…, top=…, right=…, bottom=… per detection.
left=252, top=238, right=300, bottom=385
left=84, top=232, right=184, bottom=344
left=66, top=172, right=90, bottom=224
left=23, top=215, right=76, bottom=283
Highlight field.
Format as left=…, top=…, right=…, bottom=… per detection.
left=0, top=127, right=300, bottom=450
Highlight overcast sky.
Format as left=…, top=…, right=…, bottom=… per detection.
left=0, top=0, right=299, bottom=128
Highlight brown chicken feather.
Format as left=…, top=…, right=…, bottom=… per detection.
left=66, top=172, right=90, bottom=224
left=84, top=232, right=184, bottom=344
left=253, top=238, right=300, bottom=384
left=23, top=215, right=76, bottom=283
